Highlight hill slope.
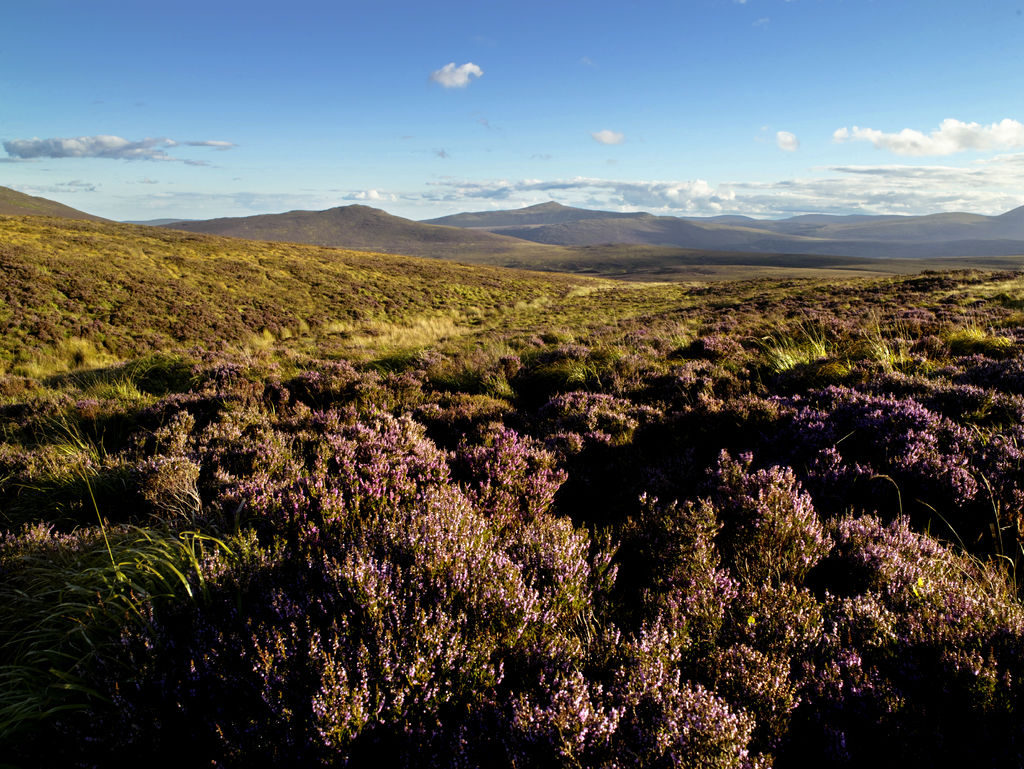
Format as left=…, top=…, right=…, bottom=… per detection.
left=162, top=204, right=568, bottom=261
left=0, top=186, right=106, bottom=220
left=0, top=216, right=596, bottom=367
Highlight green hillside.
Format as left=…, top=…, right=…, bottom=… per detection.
left=0, top=215, right=606, bottom=374
left=0, top=186, right=106, bottom=220
left=163, top=204, right=572, bottom=261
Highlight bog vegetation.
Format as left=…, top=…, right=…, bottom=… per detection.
left=4, top=216, right=1024, bottom=767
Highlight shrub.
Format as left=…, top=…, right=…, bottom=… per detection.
left=708, top=452, right=832, bottom=587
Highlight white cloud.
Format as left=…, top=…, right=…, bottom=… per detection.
left=423, top=176, right=734, bottom=213
left=833, top=118, right=1024, bottom=156
left=2, top=135, right=234, bottom=161
left=591, top=129, right=625, bottom=145
left=343, top=189, right=397, bottom=203
left=776, top=131, right=799, bottom=151
left=430, top=62, right=483, bottom=88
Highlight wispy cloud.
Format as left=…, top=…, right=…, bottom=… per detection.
left=776, top=131, right=799, bottom=151
left=833, top=118, right=1024, bottom=156
left=116, top=190, right=337, bottom=215
left=13, top=180, right=100, bottom=195
left=430, top=62, right=483, bottom=88
left=2, top=135, right=235, bottom=161
left=184, top=140, right=235, bottom=150
left=591, top=129, right=625, bottom=145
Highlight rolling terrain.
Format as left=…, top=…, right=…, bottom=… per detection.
left=0, top=186, right=107, bottom=221
left=5, top=186, right=1024, bottom=281
left=155, top=199, right=1024, bottom=279
left=162, top=198, right=1024, bottom=270
left=427, top=200, right=1024, bottom=258
left=4, top=213, right=1024, bottom=766
left=0, top=215, right=595, bottom=369
left=161, top=204, right=571, bottom=262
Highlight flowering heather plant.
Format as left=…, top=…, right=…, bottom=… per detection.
left=287, top=360, right=362, bottom=409
left=618, top=494, right=737, bottom=645
left=709, top=644, right=799, bottom=753
left=707, top=452, right=832, bottom=587
left=787, top=514, right=1024, bottom=766
left=781, top=387, right=977, bottom=508
left=608, top=621, right=766, bottom=769
left=414, top=392, right=512, bottom=447
left=952, top=354, right=1024, bottom=394
left=539, top=391, right=660, bottom=447
left=452, top=425, right=567, bottom=523
left=684, top=334, right=747, bottom=363
left=69, top=433, right=606, bottom=766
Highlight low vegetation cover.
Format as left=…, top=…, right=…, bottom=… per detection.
left=4, top=216, right=1024, bottom=766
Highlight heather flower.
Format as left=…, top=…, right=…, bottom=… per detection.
left=452, top=426, right=567, bottom=523
left=708, top=452, right=832, bottom=587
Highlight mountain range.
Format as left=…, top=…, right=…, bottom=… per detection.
left=161, top=198, right=1024, bottom=260
left=425, top=201, right=1024, bottom=258
left=3, top=184, right=1024, bottom=267
left=163, top=205, right=564, bottom=261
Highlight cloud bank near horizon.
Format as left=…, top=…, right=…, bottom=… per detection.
left=412, top=154, right=1024, bottom=217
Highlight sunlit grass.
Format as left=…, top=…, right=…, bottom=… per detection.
left=945, top=321, right=1015, bottom=357
left=757, top=323, right=832, bottom=373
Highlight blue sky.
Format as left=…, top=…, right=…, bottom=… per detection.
left=3, top=0, right=1024, bottom=221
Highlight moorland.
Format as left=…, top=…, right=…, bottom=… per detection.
left=3, top=210, right=1024, bottom=767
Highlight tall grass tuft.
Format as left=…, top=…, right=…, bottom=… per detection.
left=757, top=322, right=832, bottom=373
left=0, top=522, right=230, bottom=742
left=946, top=321, right=1015, bottom=358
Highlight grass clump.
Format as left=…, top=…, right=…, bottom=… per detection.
left=946, top=324, right=1015, bottom=358
left=757, top=323, right=832, bottom=373
left=0, top=523, right=230, bottom=744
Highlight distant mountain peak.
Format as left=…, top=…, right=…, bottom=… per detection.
left=160, top=202, right=549, bottom=259
left=334, top=204, right=385, bottom=213
left=996, top=204, right=1024, bottom=220
left=522, top=201, right=573, bottom=211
